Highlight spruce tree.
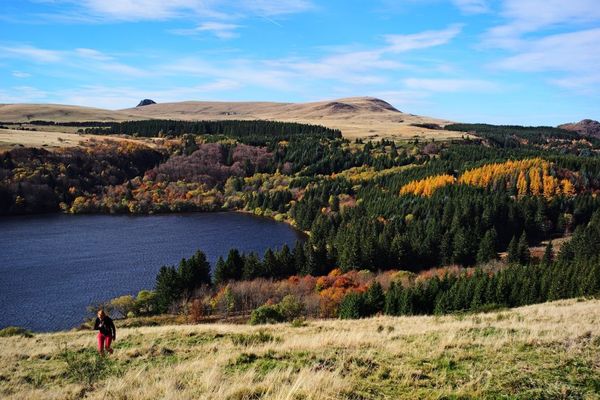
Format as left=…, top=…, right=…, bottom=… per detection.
left=213, top=256, right=227, bottom=286
left=225, top=249, right=244, bottom=281
left=477, top=228, right=498, bottom=264
left=339, top=292, right=365, bottom=319
left=507, top=235, right=519, bottom=264
left=364, top=282, right=385, bottom=316
left=155, top=265, right=181, bottom=313
left=541, top=241, right=553, bottom=266
left=517, top=232, right=531, bottom=264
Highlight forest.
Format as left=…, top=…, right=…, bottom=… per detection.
left=2, top=119, right=600, bottom=323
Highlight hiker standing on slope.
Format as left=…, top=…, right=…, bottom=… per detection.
left=94, top=309, right=116, bottom=356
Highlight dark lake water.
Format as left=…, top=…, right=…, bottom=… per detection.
left=0, top=213, right=305, bottom=332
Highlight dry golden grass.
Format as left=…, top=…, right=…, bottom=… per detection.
left=0, top=104, right=139, bottom=123
left=0, top=128, right=160, bottom=151
left=0, top=97, right=466, bottom=141
left=1, top=298, right=599, bottom=399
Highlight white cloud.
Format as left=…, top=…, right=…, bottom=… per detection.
left=403, top=78, right=500, bottom=92
left=484, top=0, right=600, bottom=48
left=12, top=71, right=32, bottom=78
left=484, top=1, right=600, bottom=93
left=0, top=45, right=148, bottom=78
left=451, top=0, right=489, bottom=14
left=172, top=22, right=242, bottom=39
left=384, top=24, right=462, bottom=53
left=35, top=0, right=314, bottom=22
left=0, top=45, right=63, bottom=63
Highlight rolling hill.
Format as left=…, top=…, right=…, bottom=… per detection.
left=0, top=97, right=458, bottom=140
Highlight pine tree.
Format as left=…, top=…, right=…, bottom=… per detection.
left=178, top=250, right=211, bottom=298
left=339, top=292, right=365, bottom=319
left=242, top=252, right=262, bottom=280
left=384, top=282, right=402, bottom=315
left=364, top=282, right=385, bottom=316
left=507, top=235, right=519, bottom=264
left=541, top=241, right=554, bottom=266
left=155, top=265, right=181, bottom=313
left=291, top=241, right=306, bottom=275
left=263, top=248, right=279, bottom=277
left=213, top=256, right=227, bottom=286
left=517, top=232, right=531, bottom=264
left=225, top=249, right=244, bottom=281
left=477, top=228, right=498, bottom=264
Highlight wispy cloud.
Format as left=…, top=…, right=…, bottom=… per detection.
left=484, top=0, right=600, bottom=48
left=31, top=0, right=314, bottom=23
left=171, top=22, right=242, bottom=39
left=451, top=0, right=489, bottom=14
left=403, top=78, right=500, bottom=92
left=12, top=71, right=32, bottom=78
left=485, top=0, right=600, bottom=93
left=0, top=44, right=148, bottom=78
left=0, top=45, right=63, bottom=63
left=384, top=24, right=462, bottom=53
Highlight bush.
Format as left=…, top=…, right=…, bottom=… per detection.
left=277, top=295, right=305, bottom=321
left=109, top=295, right=135, bottom=318
left=0, top=326, right=33, bottom=338
left=249, top=305, right=285, bottom=325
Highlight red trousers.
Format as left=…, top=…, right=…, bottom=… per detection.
left=97, top=332, right=113, bottom=353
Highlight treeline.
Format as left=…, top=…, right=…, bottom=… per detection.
left=445, top=123, right=596, bottom=148
left=83, top=119, right=342, bottom=143
left=346, top=210, right=600, bottom=318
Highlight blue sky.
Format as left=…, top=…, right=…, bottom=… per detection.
left=1, top=0, right=599, bottom=125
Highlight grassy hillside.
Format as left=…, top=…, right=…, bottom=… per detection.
left=0, top=97, right=459, bottom=141
left=1, top=298, right=599, bottom=399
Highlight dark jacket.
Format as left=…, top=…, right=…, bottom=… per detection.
left=94, top=316, right=116, bottom=339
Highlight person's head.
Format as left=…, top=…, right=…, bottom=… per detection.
left=97, top=309, right=106, bottom=319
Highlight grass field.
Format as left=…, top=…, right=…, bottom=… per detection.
left=0, top=128, right=160, bottom=151
left=1, top=298, right=599, bottom=399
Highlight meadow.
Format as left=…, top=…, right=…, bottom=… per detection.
left=1, top=298, right=599, bottom=399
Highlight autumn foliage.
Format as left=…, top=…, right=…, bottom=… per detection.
left=399, top=174, right=455, bottom=197
left=400, top=158, right=578, bottom=198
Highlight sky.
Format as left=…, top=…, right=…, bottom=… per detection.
left=0, top=0, right=599, bottom=125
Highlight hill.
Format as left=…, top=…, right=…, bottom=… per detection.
left=0, top=104, right=140, bottom=123
left=560, top=119, right=600, bottom=139
left=1, top=298, right=599, bottom=399
left=0, top=97, right=457, bottom=141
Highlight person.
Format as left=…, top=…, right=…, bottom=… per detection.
left=94, top=309, right=116, bottom=356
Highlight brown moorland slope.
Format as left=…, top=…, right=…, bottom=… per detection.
left=122, top=96, right=457, bottom=140
left=0, top=104, right=140, bottom=123
left=0, top=97, right=460, bottom=141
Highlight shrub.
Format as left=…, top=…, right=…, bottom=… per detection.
left=109, top=295, right=135, bottom=318
left=0, top=326, right=33, bottom=338
left=249, top=305, right=285, bottom=325
left=277, top=295, right=305, bottom=321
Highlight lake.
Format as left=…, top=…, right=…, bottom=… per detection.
left=0, top=213, right=305, bottom=332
